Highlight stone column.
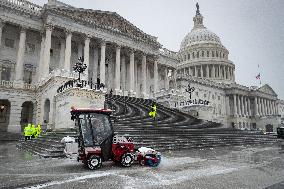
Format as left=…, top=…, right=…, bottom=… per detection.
left=64, top=29, right=72, bottom=71
left=206, top=65, right=209, bottom=78
left=225, top=66, right=228, bottom=79
left=264, top=99, right=267, bottom=115
left=15, top=27, right=27, bottom=83
left=232, top=68, right=235, bottom=81
left=233, top=94, right=237, bottom=117
left=188, top=67, right=192, bottom=76
left=8, top=101, right=22, bottom=133
left=129, top=49, right=135, bottom=96
left=42, top=24, right=52, bottom=78
left=212, top=65, right=215, bottom=78
left=121, top=56, right=126, bottom=94
left=37, top=34, right=45, bottom=82
left=194, top=66, right=197, bottom=77
left=260, top=98, right=264, bottom=116
left=83, top=36, right=90, bottom=80
left=237, top=95, right=241, bottom=117
left=115, top=45, right=121, bottom=95
left=141, top=53, right=147, bottom=97
left=245, top=97, right=248, bottom=116
left=154, top=59, right=158, bottom=93
left=240, top=95, right=244, bottom=117
left=273, top=101, right=276, bottom=115
left=218, top=65, right=221, bottom=79
left=165, top=67, right=169, bottom=90
left=199, top=65, right=203, bottom=78
left=59, top=39, right=65, bottom=69
left=100, top=41, right=106, bottom=86
left=92, top=47, right=99, bottom=82
left=255, top=97, right=259, bottom=116
left=173, top=68, right=177, bottom=88
left=248, top=98, right=251, bottom=116
left=78, top=43, right=83, bottom=59
left=0, top=20, right=5, bottom=48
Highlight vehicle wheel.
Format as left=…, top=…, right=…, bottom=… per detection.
left=139, top=158, right=145, bottom=166
left=121, top=153, right=134, bottom=167
left=146, top=155, right=161, bottom=167
left=87, top=155, right=102, bottom=170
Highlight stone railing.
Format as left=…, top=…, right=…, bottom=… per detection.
left=23, top=83, right=36, bottom=90
left=159, top=48, right=178, bottom=59
left=0, top=80, right=13, bottom=88
left=0, top=80, right=36, bottom=90
left=1, top=0, right=42, bottom=15
left=38, top=69, right=82, bottom=87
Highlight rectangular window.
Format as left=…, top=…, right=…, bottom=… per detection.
left=1, top=67, right=11, bottom=81
left=26, top=43, right=35, bottom=54
left=4, top=38, right=14, bottom=48
left=207, top=51, right=209, bottom=57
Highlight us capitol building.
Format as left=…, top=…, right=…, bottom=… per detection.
left=0, top=0, right=283, bottom=133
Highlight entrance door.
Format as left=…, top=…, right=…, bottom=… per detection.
left=0, top=100, right=11, bottom=132
left=265, top=124, right=273, bottom=132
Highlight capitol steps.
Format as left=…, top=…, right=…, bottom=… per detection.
left=17, top=95, right=280, bottom=158
left=16, top=131, right=77, bottom=158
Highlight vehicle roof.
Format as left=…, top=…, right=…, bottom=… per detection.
left=71, top=108, right=112, bottom=114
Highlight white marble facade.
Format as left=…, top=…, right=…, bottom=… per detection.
left=0, top=0, right=283, bottom=133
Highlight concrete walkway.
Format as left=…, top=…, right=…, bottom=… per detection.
left=0, top=142, right=284, bottom=189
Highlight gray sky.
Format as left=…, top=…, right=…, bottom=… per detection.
left=31, top=0, right=284, bottom=99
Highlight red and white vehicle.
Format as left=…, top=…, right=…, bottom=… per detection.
left=71, top=108, right=161, bottom=170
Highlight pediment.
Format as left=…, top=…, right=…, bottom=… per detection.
left=47, top=6, right=158, bottom=45
left=257, top=84, right=277, bottom=96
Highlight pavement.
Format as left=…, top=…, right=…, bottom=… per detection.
left=0, top=141, right=284, bottom=189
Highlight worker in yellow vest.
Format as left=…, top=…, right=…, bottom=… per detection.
left=24, top=124, right=30, bottom=140
left=149, top=102, right=157, bottom=120
left=24, top=124, right=32, bottom=140
left=35, top=124, right=42, bottom=138
left=31, top=124, right=36, bottom=138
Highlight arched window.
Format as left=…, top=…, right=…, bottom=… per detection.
left=193, top=52, right=195, bottom=58
left=212, top=51, right=215, bottom=57
left=184, top=55, right=186, bottom=61
left=188, top=53, right=190, bottom=60
left=223, top=53, right=225, bottom=58
left=202, top=51, right=204, bottom=57
left=197, top=51, right=199, bottom=58
left=207, top=51, right=209, bottom=57
left=216, top=51, right=218, bottom=57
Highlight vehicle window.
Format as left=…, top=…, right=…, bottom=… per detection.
left=79, top=114, right=93, bottom=147
left=90, top=114, right=112, bottom=145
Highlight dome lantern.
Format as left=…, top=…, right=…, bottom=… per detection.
left=193, top=3, right=205, bottom=29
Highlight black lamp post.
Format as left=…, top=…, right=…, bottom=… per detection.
left=73, top=57, right=87, bottom=87
left=185, top=84, right=195, bottom=99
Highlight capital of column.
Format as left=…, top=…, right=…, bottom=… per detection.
left=100, top=40, right=106, bottom=47
left=44, top=22, right=54, bottom=31
left=64, top=29, right=71, bottom=35
left=0, top=19, right=5, bottom=28
left=19, top=26, right=27, bottom=33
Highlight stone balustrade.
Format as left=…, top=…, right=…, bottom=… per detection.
left=0, top=80, right=36, bottom=90
left=0, top=80, right=13, bottom=88
left=2, top=0, right=42, bottom=15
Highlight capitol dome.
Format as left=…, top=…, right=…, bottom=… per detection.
left=180, top=28, right=222, bottom=50
left=177, top=3, right=235, bottom=84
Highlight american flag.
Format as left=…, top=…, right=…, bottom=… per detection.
left=256, top=73, right=261, bottom=80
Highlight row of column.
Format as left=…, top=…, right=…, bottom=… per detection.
left=233, top=94, right=252, bottom=117
left=232, top=94, right=278, bottom=117
left=254, top=96, right=278, bottom=116
left=181, top=64, right=234, bottom=81
left=1, top=23, right=161, bottom=95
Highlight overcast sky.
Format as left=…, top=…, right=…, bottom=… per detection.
left=31, top=0, right=284, bottom=99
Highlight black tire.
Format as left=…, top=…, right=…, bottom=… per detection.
left=87, top=155, right=102, bottom=170
left=121, top=153, right=134, bottom=167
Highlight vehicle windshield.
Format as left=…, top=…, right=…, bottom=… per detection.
left=79, top=113, right=112, bottom=147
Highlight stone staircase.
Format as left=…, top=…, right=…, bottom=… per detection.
left=16, top=94, right=279, bottom=158
left=0, top=131, right=21, bottom=141
left=16, top=131, right=77, bottom=158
